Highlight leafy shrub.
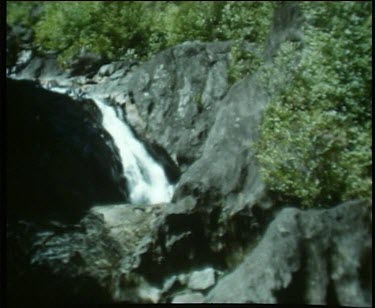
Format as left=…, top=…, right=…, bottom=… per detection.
left=222, top=2, right=275, bottom=84
left=228, top=40, right=263, bottom=84
left=6, top=1, right=43, bottom=27
left=7, top=1, right=275, bottom=68
left=256, top=2, right=372, bottom=208
left=33, top=2, right=152, bottom=67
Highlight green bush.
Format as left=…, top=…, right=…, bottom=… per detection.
left=6, top=1, right=42, bottom=27
left=7, top=1, right=275, bottom=68
left=256, top=2, right=372, bottom=208
left=228, top=40, right=263, bottom=84
left=33, top=2, right=152, bottom=67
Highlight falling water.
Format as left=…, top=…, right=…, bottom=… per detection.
left=44, top=83, right=174, bottom=205
left=93, top=98, right=174, bottom=205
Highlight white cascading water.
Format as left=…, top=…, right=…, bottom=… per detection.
left=93, top=98, right=174, bottom=205
left=44, top=83, right=174, bottom=205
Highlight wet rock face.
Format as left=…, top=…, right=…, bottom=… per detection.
left=6, top=78, right=128, bottom=223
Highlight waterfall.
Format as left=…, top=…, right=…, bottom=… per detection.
left=93, top=98, right=174, bottom=205
left=45, top=84, right=174, bottom=205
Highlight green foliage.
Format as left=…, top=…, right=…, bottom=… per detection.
left=7, top=2, right=371, bottom=209
left=228, top=41, right=262, bottom=84
left=33, top=2, right=152, bottom=67
left=7, top=1, right=275, bottom=68
left=6, top=1, right=42, bottom=27
left=222, top=2, right=275, bottom=84
left=256, top=2, right=372, bottom=208
left=160, top=1, right=225, bottom=47
left=217, top=1, right=274, bottom=43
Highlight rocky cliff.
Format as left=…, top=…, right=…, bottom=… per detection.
left=6, top=3, right=372, bottom=306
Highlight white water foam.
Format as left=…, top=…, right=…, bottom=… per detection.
left=93, top=98, right=174, bottom=205
left=44, top=83, right=174, bottom=205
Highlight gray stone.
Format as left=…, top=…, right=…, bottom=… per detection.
left=17, top=57, right=44, bottom=79
left=125, top=41, right=232, bottom=167
left=177, top=273, right=189, bottom=286
left=206, top=200, right=372, bottom=306
left=172, top=292, right=205, bottom=303
left=188, top=268, right=216, bottom=291
left=16, top=50, right=33, bottom=67
left=163, top=275, right=178, bottom=293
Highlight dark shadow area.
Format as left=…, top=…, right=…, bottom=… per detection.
left=274, top=242, right=307, bottom=304
left=6, top=78, right=129, bottom=305
left=6, top=78, right=128, bottom=224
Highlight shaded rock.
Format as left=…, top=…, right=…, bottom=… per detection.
left=9, top=24, right=33, bottom=48
left=6, top=214, right=120, bottom=305
left=11, top=52, right=65, bottom=80
left=97, top=61, right=126, bottom=78
left=38, top=58, right=66, bottom=79
left=6, top=202, right=169, bottom=305
left=178, top=273, right=189, bottom=286
left=16, top=56, right=44, bottom=79
left=171, top=292, right=205, bottom=303
left=163, top=275, right=179, bottom=293
left=15, top=49, right=33, bottom=69
left=188, top=268, right=216, bottom=291
left=206, top=200, right=372, bottom=306
left=142, top=140, right=181, bottom=184
left=6, top=78, right=127, bottom=223
left=68, top=52, right=108, bottom=77
left=6, top=25, right=20, bottom=68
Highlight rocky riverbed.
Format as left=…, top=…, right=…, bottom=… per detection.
left=6, top=3, right=372, bottom=305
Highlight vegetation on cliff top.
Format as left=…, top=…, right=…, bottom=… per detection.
left=7, top=1, right=372, bottom=209
left=256, top=1, right=372, bottom=208
left=7, top=1, right=274, bottom=68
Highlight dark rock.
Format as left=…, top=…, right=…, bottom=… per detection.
left=16, top=56, right=44, bottom=79
left=10, top=24, right=33, bottom=46
left=10, top=52, right=65, bottom=80
left=68, top=52, right=108, bottom=77
left=38, top=58, right=66, bottom=79
left=142, top=140, right=181, bottom=184
left=6, top=213, right=120, bottom=305
left=6, top=202, right=170, bottom=305
left=206, top=200, right=372, bottom=306
left=6, top=78, right=127, bottom=223
left=6, top=25, right=19, bottom=68
left=97, top=61, right=126, bottom=78
left=6, top=25, right=35, bottom=69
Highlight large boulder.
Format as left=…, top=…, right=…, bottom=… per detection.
left=6, top=202, right=170, bottom=305
left=68, top=51, right=108, bottom=77
left=6, top=78, right=128, bottom=223
left=125, top=41, right=232, bottom=169
left=206, top=200, right=372, bottom=306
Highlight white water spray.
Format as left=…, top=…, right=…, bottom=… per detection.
left=45, top=83, right=174, bottom=205
left=93, top=98, right=174, bottom=205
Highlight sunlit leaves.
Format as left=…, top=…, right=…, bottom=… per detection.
left=256, top=2, right=372, bottom=208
